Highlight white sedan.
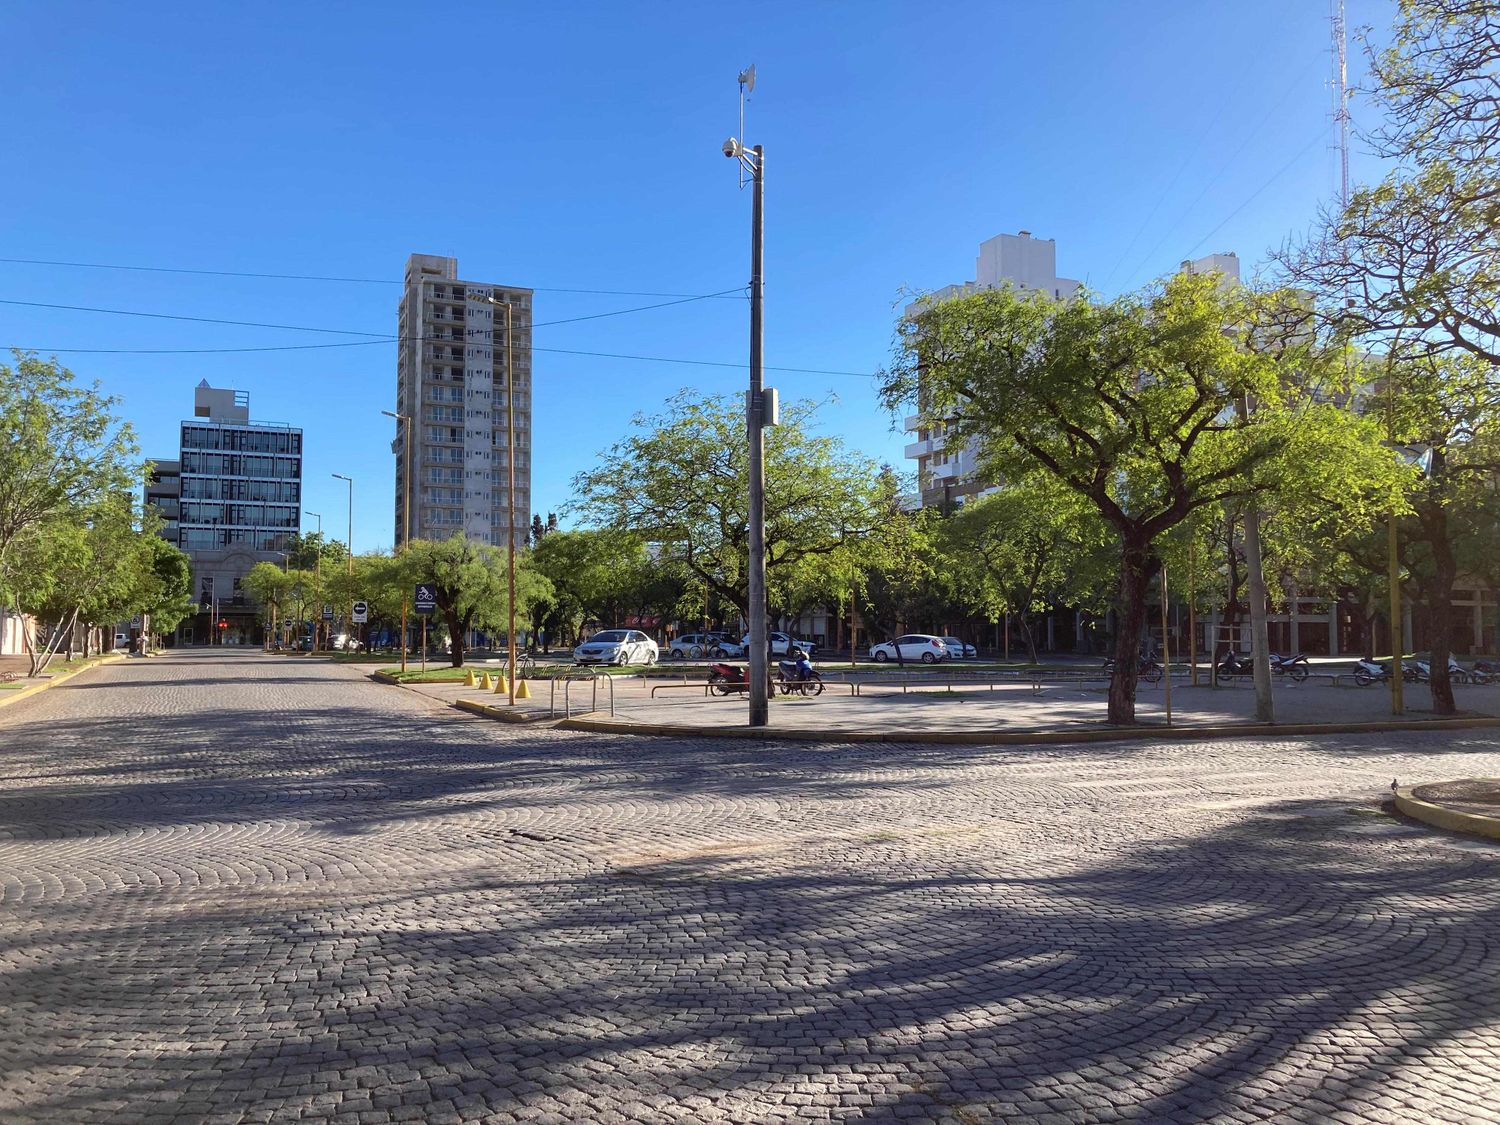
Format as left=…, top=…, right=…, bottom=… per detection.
left=869, top=634, right=949, bottom=664
left=573, top=629, right=659, bottom=666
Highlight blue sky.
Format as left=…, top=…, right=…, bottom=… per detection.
left=1, top=1, right=1393, bottom=551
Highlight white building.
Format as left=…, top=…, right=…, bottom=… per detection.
left=394, top=253, right=533, bottom=549
left=903, top=232, right=1237, bottom=506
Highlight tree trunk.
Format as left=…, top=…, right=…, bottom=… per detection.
left=1020, top=615, right=1039, bottom=664
left=1108, top=536, right=1155, bottom=725
left=1423, top=502, right=1458, bottom=715
left=1242, top=500, right=1274, bottom=724
left=445, top=608, right=466, bottom=667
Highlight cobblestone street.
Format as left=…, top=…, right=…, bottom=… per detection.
left=2, top=650, right=1498, bottom=1123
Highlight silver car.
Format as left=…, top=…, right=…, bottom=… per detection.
left=573, top=629, right=659, bottom=666
left=869, top=634, right=948, bottom=664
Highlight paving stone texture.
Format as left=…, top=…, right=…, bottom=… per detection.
left=1, top=650, right=1498, bottom=1124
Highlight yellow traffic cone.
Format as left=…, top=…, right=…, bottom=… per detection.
left=494, top=672, right=509, bottom=695
left=515, top=678, right=531, bottom=700
left=464, top=669, right=477, bottom=687
left=482, top=672, right=495, bottom=690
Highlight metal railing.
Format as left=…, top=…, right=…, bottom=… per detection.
left=551, top=673, right=615, bottom=718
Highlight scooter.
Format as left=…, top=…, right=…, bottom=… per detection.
left=707, top=662, right=751, bottom=695
left=1270, top=652, right=1311, bottom=682
left=1352, top=657, right=1390, bottom=686
left=775, top=655, right=825, bottom=697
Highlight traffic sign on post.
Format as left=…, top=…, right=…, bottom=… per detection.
left=414, top=583, right=437, bottom=616
left=322, top=604, right=334, bottom=621
left=351, top=600, right=369, bottom=624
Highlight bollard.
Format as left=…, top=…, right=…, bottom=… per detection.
left=493, top=673, right=509, bottom=695
left=464, top=669, right=477, bottom=687
left=515, top=679, right=531, bottom=700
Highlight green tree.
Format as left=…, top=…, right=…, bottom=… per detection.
left=882, top=273, right=1377, bottom=724
left=571, top=391, right=881, bottom=618
left=403, top=536, right=551, bottom=666
left=0, top=352, right=139, bottom=565
left=943, top=476, right=1114, bottom=663
left=1283, top=1, right=1500, bottom=366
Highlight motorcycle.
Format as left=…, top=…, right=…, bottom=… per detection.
left=707, top=661, right=751, bottom=695
left=775, top=655, right=825, bottom=697
left=1410, top=656, right=1477, bottom=684
left=1102, top=655, right=1163, bottom=684
left=1269, top=652, right=1311, bottom=682
left=1352, top=657, right=1391, bottom=686
left=1216, top=651, right=1254, bottom=679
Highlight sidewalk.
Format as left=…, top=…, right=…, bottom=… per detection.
left=396, top=669, right=1500, bottom=742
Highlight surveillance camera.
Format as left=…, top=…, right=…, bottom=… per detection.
left=722, top=137, right=739, bottom=158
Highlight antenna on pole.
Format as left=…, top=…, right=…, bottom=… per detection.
left=1331, top=0, right=1350, bottom=210
left=737, top=64, right=755, bottom=189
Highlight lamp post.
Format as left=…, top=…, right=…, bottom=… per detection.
left=724, top=85, right=772, bottom=727
left=332, top=474, right=354, bottom=648
left=383, top=410, right=412, bottom=672
left=469, top=292, right=523, bottom=705
left=304, top=510, right=322, bottom=651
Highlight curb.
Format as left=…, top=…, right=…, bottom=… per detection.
left=453, top=698, right=559, bottom=725
left=552, top=713, right=1500, bottom=747
left=1393, top=783, right=1500, bottom=840
left=0, top=653, right=126, bottom=712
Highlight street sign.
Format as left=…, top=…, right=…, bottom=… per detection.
left=351, top=600, right=369, bottom=624
left=414, top=583, right=437, bottom=616
left=321, top=604, right=334, bottom=621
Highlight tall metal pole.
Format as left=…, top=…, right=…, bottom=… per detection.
left=1387, top=369, right=1405, bottom=714
left=1160, top=565, right=1173, bottom=726
left=306, top=511, right=322, bottom=652
left=747, top=143, right=768, bottom=726
left=506, top=300, right=517, bottom=705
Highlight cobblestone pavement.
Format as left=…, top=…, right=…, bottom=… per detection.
left=2, top=651, right=1498, bottom=1124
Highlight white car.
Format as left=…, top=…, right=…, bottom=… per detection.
left=573, top=629, right=659, bottom=666
left=668, top=633, right=733, bottom=659
left=738, top=631, right=813, bottom=657
left=940, top=637, right=977, bottom=660
left=869, top=634, right=949, bottom=664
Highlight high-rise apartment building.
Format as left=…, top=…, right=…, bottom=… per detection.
left=395, top=253, right=533, bottom=549
left=146, top=381, right=302, bottom=643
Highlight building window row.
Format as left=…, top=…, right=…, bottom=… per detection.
left=181, top=452, right=301, bottom=480
left=180, top=478, right=300, bottom=503
left=181, top=426, right=301, bottom=455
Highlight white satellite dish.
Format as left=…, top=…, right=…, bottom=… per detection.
left=738, top=64, right=755, bottom=93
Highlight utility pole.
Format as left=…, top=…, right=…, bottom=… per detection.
left=724, top=65, right=772, bottom=727
left=333, top=474, right=353, bottom=648
left=506, top=299, right=518, bottom=706
left=383, top=411, right=412, bottom=672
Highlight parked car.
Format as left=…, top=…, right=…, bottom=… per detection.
left=329, top=633, right=364, bottom=653
left=940, top=637, right=977, bottom=660
left=869, top=634, right=949, bottom=664
left=668, top=633, right=721, bottom=659
left=573, top=629, right=659, bottom=666
left=738, top=631, right=814, bottom=657
left=113, top=631, right=130, bottom=650
left=709, top=635, right=746, bottom=658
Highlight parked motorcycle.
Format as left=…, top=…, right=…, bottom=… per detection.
left=1270, top=652, right=1311, bottom=682
left=1216, top=651, right=1254, bottom=679
left=1102, top=655, right=1163, bottom=684
left=707, top=662, right=751, bottom=695
left=775, top=655, right=825, bottom=697
left=1352, top=658, right=1391, bottom=686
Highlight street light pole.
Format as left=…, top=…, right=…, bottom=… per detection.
left=724, top=131, right=769, bottom=726
left=304, top=510, right=322, bottom=652
left=333, top=474, right=354, bottom=647
left=383, top=410, right=412, bottom=673
left=470, top=292, right=524, bottom=706
left=505, top=300, right=518, bottom=706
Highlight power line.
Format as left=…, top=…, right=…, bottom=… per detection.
left=0, top=255, right=745, bottom=299
left=1179, top=128, right=1327, bottom=262
left=0, top=286, right=744, bottom=339
left=4, top=335, right=878, bottom=379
